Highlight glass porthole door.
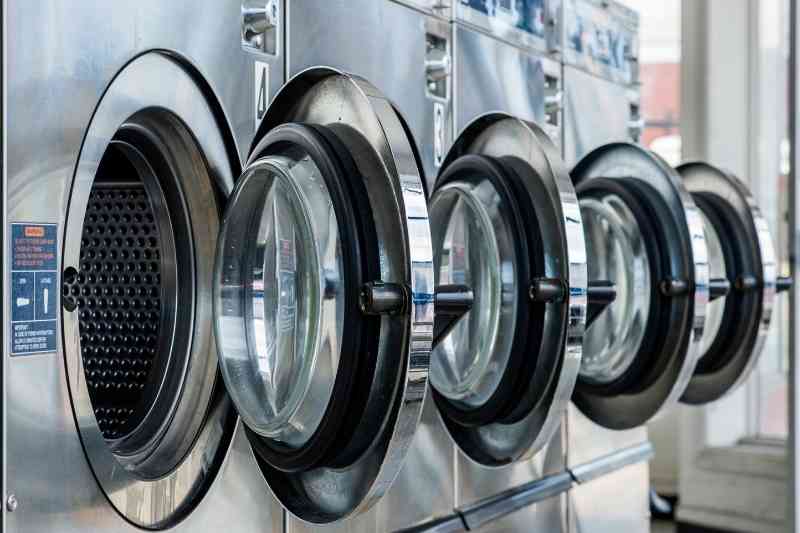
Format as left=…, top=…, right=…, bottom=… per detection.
left=571, top=143, right=711, bottom=429
left=211, top=69, right=464, bottom=523
left=428, top=113, right=588, bottom=466
left=678, top=162, right=791, bottom=404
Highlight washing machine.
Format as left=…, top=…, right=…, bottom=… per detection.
left=283, top=3, right=593, bottom=531
left=434, top=2, right=574, bottom=531
left=559, top=2, right=653, bottom=531
left=562, top=2, right=791, bottom=533
left=3, top=1, right=463, bottom=531
left=280, top=2, right=455, bottom=531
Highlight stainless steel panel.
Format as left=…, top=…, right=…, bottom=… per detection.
left=4, top=1, right=284, bottom=531
left=284, top=2, right=455, bottom=531
left=566, top=406, right=649, bottom=533
left=284, top=395, right=456, bottom=533
left=392, top=0, right=452, bottom=19
left=453, top=24, right=550, bottom=134
left=286, top=0, right=451, bottom=189
left=568, top=459, right=650, bottom=533
left=456, top=427, right=566, bottom=532
left=562, top=65, right=635, bottom=165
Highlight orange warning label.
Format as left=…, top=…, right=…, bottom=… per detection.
left=24, top=226, right=45, bottom=238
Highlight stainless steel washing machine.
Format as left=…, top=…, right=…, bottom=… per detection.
left=562, top=3, right=791, bottom=533
left=3, top=2, right=455, bottom=531
left=559, top=2, right=652, bottom=530
left=435, top=2, right=574, bottom=531
left=4, top=3, right=281, bottom=531
left=4, top=2, right=790, bottom=533
left=281, top=3, right=455, bottom=531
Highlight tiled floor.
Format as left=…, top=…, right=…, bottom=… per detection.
left=652, top=520, right=677, bottom=533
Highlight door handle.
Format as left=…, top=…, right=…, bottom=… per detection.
left=432, top=284, right=474, bottom=348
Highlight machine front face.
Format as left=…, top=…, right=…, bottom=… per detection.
left=60, top=52, right=241, bottom=531
left=5, top=2, right=284, bottom=529
left=56, top=60, right=436, bottom=526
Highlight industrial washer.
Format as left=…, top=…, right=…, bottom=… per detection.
left=2, top=1, right=466, bottom=531
left=1, top=1, right=792, bottom=533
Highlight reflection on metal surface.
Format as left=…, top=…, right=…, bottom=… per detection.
left=580, top=194, right=651, bottom=384
left=569, top=441, right=654, bottom=484
left=430, top=180, right=517, bottom=408
left=454, top=25, right=549, bottom=135
left=563, top=66, right=633, bottom=166
left=455, top=0, right=560, bottom=54
left=394, top=441, right=653, bottom=533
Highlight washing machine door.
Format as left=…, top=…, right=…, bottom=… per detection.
left=212, top=69, right=434, bottom=523
left=428, top=113, right=587, bottom=466
left=571, top=143, right=709, bottom=429
left=678, top=162, right=789, bottom=404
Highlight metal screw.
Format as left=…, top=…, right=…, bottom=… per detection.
left=6, top=494, right=18, bottom=512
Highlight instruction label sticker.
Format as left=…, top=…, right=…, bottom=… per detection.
left=10, top=223, right=58, bottom=356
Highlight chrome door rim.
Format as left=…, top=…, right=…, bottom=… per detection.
left=61, top=52, right=237, bottom=529
left=241, top=67, right=434, bottom=523
left=571, top=143, right=709, bottom=429
left=434, top=113, right=587, bottom=466
left=678, top=161, right=777, bottom=403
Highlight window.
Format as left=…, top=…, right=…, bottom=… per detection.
left=618, top=0, right=681, bottom=166
left=751, top=0, right=791, bottom=439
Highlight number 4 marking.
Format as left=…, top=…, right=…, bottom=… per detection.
left=255, top=61, right=270, bottom=132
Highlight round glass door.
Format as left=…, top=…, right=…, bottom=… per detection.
left=430, top=114, right=586, bottom=466
left=580, top=193, right=651, bottom=384
left=216, top=148, right=345, bottom=449
left=572, top=144, right=709, bottom=430
left=429, top=164, right=519, bottom=412
left=213, top=69, right=434, bottom=523
left=678, top=162, right=781, bottom=404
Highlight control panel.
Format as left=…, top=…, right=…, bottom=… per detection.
left=456, top=0, right=562, bottom=55
left=563, top=0, right=639, bottom=85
